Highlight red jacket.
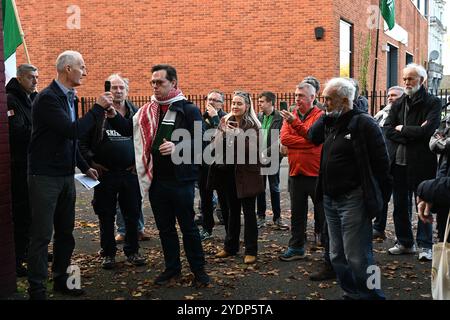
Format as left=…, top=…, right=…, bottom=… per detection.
left=280, top=106, right=323, bottom=177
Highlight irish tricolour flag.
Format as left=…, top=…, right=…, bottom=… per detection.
left=2, top=0, right=23, bottom=84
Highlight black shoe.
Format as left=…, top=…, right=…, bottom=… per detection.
left=16, top=261, right=27, bottom=278
left=373, top=229, right=386, bottom=240
left=309, top=263, right=336, bottom=281
left=154, top=269, right=181, bottom=285
left=53, top=282, right=85, bottom=297
left=101, top=256, right=116, bottom=269
left=127, top=253, right=146, bottom=266
left=28, top=289, right=47, bottom=300
left=193, top=269, right=210, bottom=287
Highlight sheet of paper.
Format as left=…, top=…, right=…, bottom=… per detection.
left=74, top=173, right=100, bottom=190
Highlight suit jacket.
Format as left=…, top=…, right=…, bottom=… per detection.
left=28, top=80, right=105, bottom=176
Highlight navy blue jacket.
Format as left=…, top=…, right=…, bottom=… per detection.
left=108, top=99, right=203, bottom=182
left=28, top=80, right=105, bottom=176
left=417, top=177, right=450, bottom=208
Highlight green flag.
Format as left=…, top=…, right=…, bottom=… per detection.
left=2, top=0, right=22, bottom=60
left=380, top=0, right=395, bottom=30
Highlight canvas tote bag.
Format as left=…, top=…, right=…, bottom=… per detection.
left=432, top=213, right=450, bottom=300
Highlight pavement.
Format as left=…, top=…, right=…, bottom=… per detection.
left=11, top=159, right=434, bottom=301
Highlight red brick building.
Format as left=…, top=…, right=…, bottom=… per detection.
left=13, top=0, right=427, bottom=103
left=0, top=3, right=17, bottom=297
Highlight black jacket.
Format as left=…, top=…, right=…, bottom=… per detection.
left=108, top=99, right=203, bottom=182
left=417, top=177, right=450, bottom=208
left=28, top=80, right=105, bottom=176
left=384, top=85, right=441, bottom=187
left=203, top=108, right=227, bottom=130
left=315, top=109, right=392, bottom=219
left=6, top=78, right=37, bottom=164
left=79, top=100, right=138, bottom=167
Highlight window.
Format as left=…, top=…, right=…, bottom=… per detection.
left=387, top=44, right=398, bottom=88
left=339, top=20, right=353, bottom=78
left=406, top=52, right=413, bottom=65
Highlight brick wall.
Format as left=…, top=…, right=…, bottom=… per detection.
left=14, top=1, right=427, bottom=102
left=0, top=1, right=17, bottom=297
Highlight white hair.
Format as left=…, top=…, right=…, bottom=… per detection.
left=404, top=63, right=427, bottom=82
left=325, top=78, right=355, bottom=103
left=107, top=73, right=129, bottom=92
left=56, top=50, right=83, bottom=72
left=297, top=82, right=316, bottom=97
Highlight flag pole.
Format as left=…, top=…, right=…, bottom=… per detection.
left=10, top=0, right=30, bottom=63
left=371, top=1, right=381, bottom=116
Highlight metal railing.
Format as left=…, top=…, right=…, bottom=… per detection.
left=80, top=89, right=450, bottom=117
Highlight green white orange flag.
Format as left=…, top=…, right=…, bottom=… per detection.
left=2, top=0, right=23, bottom=83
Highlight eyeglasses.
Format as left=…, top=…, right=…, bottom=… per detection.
left=207, top=98, right=223, bottom=103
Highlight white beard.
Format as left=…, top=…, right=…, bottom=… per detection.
left=405, top=84, right=420, bottom=97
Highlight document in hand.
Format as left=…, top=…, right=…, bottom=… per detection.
left=74, top=173, right=100, bottom=190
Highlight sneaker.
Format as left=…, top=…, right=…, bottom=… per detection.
left=257, top=216, right=266, bottom=229
left=154, top=269, right=181, bottom=285
left=193, top=269, right=210, bottom=287
left=200, top=229, right=213, bottom=241
left=309, top=263, right=336, bottom=281
left=273, top=218, right=289, bottom=230
left=373, top=229, right=386, bottom=240
left=126, top=253, right=147, bottom=266
left=115, top=234, right=125, bottom=243
left=418, top=248, right=432, bottom=261
left=101, top=256, right=116, bottom=269
left=279, top=247, right=305, bottom=261
left=388, top=243, right=417, bottom=255
left=138, top=231, right=151, bottom=241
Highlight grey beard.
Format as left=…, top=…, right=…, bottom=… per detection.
left=405, top=85, right=420, bottom=97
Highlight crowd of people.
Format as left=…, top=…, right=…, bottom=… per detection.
left=6, top=50, right=450, bottom=300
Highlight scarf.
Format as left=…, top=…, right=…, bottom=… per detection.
left=133, top=88, right=186, bottom=198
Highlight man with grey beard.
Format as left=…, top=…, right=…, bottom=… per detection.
left=384, top=63, right=441, bottom=261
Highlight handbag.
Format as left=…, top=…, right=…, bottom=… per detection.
left=431, top=212, right=450, bottom=300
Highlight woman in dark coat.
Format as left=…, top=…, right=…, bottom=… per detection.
left=208, top=91, right=264, bottom=264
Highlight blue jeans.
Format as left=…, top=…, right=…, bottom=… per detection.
left=392, top=165, right=433, bottom=249
left=116, top=205, right=145, bottom=235
left=324, top=187, right=385, bottom=300
left=256, top=168, right=281, bottom=221
left=149, top=179, right=205, bottom=272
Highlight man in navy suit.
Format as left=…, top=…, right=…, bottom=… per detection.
left=27, top=50, right=112, bottom=300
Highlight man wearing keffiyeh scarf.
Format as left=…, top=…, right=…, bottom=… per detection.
left=106, top=64, right=210, bottom=287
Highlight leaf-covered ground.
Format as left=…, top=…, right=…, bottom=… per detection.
left=13, top=168, right=434, bottom=301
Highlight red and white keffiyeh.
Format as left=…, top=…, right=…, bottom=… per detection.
left=133, top=88, right=186, bottom=198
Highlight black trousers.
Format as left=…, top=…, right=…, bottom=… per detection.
left=93, top=170, right=141, bottom=257
left=11, top=162, right=31, bottom=262
left=288, top=174, right=324, bottom=249
left=199, top=164, right=229, bottom=234
left=221, top=170, right=258, bottom=256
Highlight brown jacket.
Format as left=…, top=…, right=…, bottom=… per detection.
left=207, top=117, right=264, bottom=199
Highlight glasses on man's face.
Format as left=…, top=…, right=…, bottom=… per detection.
left=207, top=98, right=223, bottom=103
left=150, top=79, right=168, bottom=87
